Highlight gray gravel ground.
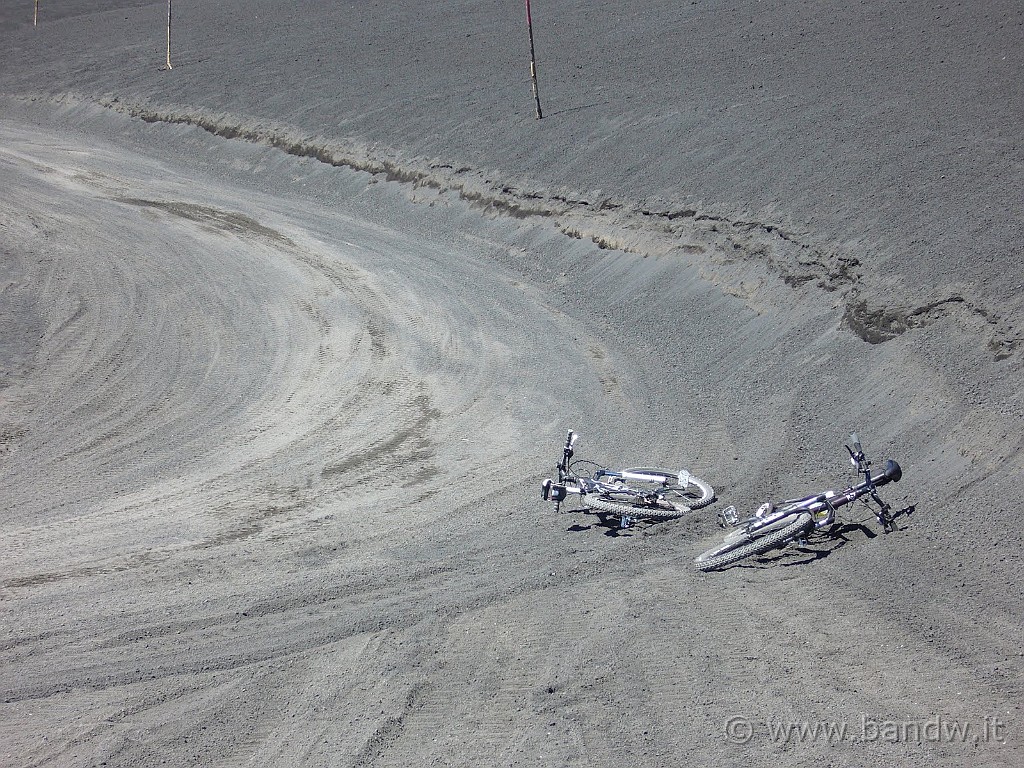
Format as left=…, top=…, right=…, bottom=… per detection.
left=1, top=2, right=1022, bottom=766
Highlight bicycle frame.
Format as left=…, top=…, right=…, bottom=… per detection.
left=720, top=434, right=902, bottom=540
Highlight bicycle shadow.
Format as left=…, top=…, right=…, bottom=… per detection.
left=543, top=99, right=613, bottom=119
left=565, top=508, right=658, bottom=537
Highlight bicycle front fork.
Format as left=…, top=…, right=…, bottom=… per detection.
left=869, top=491, right=896, bottom=533
left=542, top=479, right=567, bottom=503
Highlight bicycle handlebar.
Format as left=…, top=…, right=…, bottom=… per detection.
left=781, top=457, right=901, bottom=520
left=859, top=459, right=902, bottom=490
left=879, top=459, right=902, bottom=484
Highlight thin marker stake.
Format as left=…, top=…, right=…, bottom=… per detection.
left=525, top=0, right=542, bottom=119
left=34, top=0, right=38, bottom=26
left=165, top=0, right=173, bottom=70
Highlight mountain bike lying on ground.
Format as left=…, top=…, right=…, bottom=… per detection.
left=694, top=434, right=902, bottom=571
left=541, top=429, right=715, bottom=528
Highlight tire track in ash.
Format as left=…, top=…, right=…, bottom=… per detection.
left=0, top=163, right=332, bottom=579
left=592, top=556, right=1023, bottom=767
left=0, top=129, right=496, bottom=582
left=0, top=120, right=634, bottom=768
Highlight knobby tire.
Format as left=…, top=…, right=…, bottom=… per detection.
left=584, top=467, right=715, bottom=521
left=694, top=513, right=813, bottom=571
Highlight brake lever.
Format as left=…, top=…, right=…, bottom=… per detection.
left=846, top=432, right=869, bottom=472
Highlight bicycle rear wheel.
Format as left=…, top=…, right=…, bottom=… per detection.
left=694, top=513, right=813, bottom=571
left=624, top=467, right=716, bottom=511
left=586, top=467, right=714, bottom=521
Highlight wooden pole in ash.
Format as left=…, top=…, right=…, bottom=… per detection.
left=525, top=0, right=542, bottom=119
left=165, top=0, right=173, bottom=70
left=34, top=0, right=39, bottom=26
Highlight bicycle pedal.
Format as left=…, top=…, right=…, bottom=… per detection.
left=717, top=505, right=739, bottom=528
